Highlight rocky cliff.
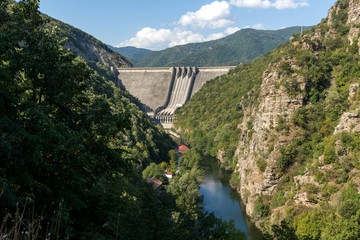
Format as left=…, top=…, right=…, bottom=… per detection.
left=176, top=0, right=360, bottom=237
left=233, top=0, right=360, bottom=232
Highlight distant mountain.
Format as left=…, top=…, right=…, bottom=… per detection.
left=110, top=46, right=153, bottom=63
left=129, top=26, right=311, bottom=67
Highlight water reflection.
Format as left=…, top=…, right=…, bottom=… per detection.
left=199, top=156, right=263, bottom=240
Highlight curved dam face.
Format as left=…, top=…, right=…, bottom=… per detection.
left=117, top=66, right=234, bottom=128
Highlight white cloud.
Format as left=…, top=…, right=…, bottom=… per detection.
left=168, top=29, right=206, bottom=47
left=230, top=0, right=272, bottom=8
left=230, top=0, right=309, bottom=9
left=244, top=23, right=265, bottom=29
left=115, top=27, right=173, bottom=50
left=225, top=27, right=241, bottom=34
left=178, top=1, right=235, bottom=29
left=206, top=32, right=226, bottom=41
left=116, top=27, right=231, bottom=50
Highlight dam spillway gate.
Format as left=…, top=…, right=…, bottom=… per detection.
left=117, top=66, right=234, bottom=128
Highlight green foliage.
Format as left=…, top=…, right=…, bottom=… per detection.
left=277, top=139, right=303, bottom=171
left=264, top=220, right=320, bottom=240
left=279, top=61, right=294, bottom=76
left=257, top=158, right=268, bottom=172
left=270, top=191, right=287, bottom=210
left=275, top=116, right=289, bottom=133
left=254, top=197, right=270, bottom=218
left=338, top=184, right=360, bottom=219
left=323, top=137, right=337, bottom=164
left=193, top=212, right=247, bottom=240
left=142, top=162, right=164, bottom=179
left=168, top=149, right=178, bottom=172
left=229, top=171, right=240, bottom=189
left=332, top=0, right=350, bottom=36
left=178, top=149, right=202, bottom=171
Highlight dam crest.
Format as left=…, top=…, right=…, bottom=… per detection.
left=117, top=66, right=234, bottom=128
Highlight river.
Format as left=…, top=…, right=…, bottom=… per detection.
left=199, top=156, right=263, bottom=240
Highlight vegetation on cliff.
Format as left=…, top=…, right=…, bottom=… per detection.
left=175, top=0, right=360, bottom=239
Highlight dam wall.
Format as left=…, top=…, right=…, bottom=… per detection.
left=117, top=66, right=234, bottom=125
left=117, top=68, right=172, bottom=115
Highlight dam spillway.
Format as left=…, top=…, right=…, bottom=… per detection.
left=117, top=66, right=234, bottom=128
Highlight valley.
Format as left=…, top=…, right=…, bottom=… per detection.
left=2, top=0, right=360, bottom=239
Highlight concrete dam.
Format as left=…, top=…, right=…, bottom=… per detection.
left=117, top=66, right=234, bottom=128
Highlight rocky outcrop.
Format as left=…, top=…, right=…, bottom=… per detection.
left=64, top=40, right=130, bottom=70
left=347, top=0, right=360, bottom=25
left=334, top=108, right=360, bottom=134
left=235, top=60, right=305, bottom=216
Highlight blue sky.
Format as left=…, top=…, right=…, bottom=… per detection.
left=40, top=0, right=336, bottom=50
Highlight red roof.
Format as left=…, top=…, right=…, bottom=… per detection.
left=176, top=145, right=190, bottom=152
left=165, top=171, right=173, bottom=175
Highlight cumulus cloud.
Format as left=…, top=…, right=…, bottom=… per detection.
left=230, top=0, right=309, bottom=9
left=178, top=1, right=235, bottom=29
left=116, top=27, right=233, bottom=50
left=244, top=23, right=265, bottom=30
left=115, top=27, right=173, bottom=50
left=225, top=27, right=241, bottom=34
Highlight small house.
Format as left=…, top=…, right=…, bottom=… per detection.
left=145, top=177, right=164, bottom=195
left=164, top=171, right=173, bottom=179
left=176, top=145, right=189, bottom=154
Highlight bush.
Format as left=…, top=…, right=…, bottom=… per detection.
left=270, top=191, right=287, bottom=210
left=257, top=158, right=268, bottom=172
left=323, top=137, right=337, bottom=164
left=254, top=197, right=269, bottom=218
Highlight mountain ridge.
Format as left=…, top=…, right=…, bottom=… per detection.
left=113, top=26, right=311, bottom=67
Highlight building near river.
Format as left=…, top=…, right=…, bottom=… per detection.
left=176, top=145, right=189, bottom=154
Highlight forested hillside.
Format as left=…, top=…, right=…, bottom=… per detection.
left=109, top=46, right=153, bottom=64
left=175, top=0, right=360, bottom=238
left=0, top=1, right=245, bottom=239
left=117, top=26, right=309, bottom=67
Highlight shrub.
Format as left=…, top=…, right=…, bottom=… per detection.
left=257, top=158, right=268, bottom=172
left=254, top=197, right=270, bottom=218
left=323, top=137, right=337, bottom=164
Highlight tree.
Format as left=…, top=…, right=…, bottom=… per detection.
left=168, top=149, right=178, bottom=172
left=142, top=163, right=163, bottom=179
left=263, top=220, right=320, bottom=240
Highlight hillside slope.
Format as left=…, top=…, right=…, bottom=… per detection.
left=175, top=0, right=360, bottom=238
left=45, top=15, right=132, bottom=69
left=109, top=46, right=153, bottom=64
left=124, top=26, right=309, bottom=67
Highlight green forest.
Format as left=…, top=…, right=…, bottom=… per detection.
left=0, top=0, right=247, bottom=239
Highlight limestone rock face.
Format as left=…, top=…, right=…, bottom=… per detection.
left=235, top=60, right=305, bottom=216
left=347, top=0, right=360, bottom=25
left=349, top=83, right=360, bottom=100
left=64, top=41, right=130, bottom=69
left=334, top=108, right=360, bottom=134
left=347, top=0, right=360, bottom=46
